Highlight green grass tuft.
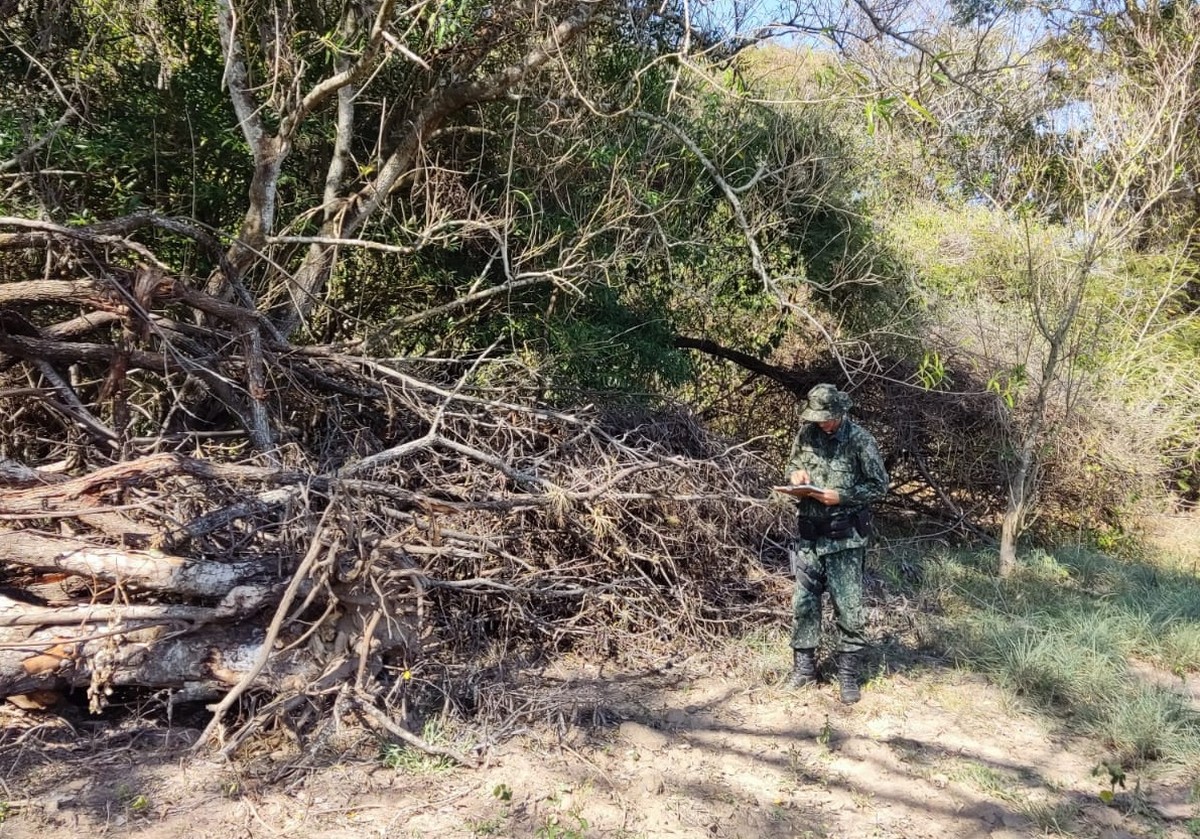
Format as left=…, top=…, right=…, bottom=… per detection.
left=378, top=720, right=458, bottom=774
left=920, top=543, right=1200, bottom=771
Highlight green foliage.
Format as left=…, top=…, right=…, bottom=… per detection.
left=917, top=350, right=951, bottom=391
left=311, top=38, right=892, bottom=404
left=0, top=0, right=248, bottom=231
left=884, top=202, right=1019, bottom=301
left=1096, top=250, right=1200, bottom=504
left=3, top=0, right=909, bottom=420
left=116, top=784, right=151, bottom=817
left=5, top=0, right=1195, bottom=546
left=864, top=96, right=899, bottom=136
left=420, top=0, right=489, bottom=49
left=884, top=189, right=1199, bottom=523
left=538, top=285, right=692, bottom=397
left=986, top=366, right=1027, bottom=409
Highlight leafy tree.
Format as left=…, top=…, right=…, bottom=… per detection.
left=851, top=0, right=1200, bottom=562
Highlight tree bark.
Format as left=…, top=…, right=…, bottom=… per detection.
left=0, top=618, right=304, bottom=700
left=0, top=532, right=269, bottom=598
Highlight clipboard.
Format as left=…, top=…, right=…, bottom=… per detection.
left=772, top=484, right=823, bottom=496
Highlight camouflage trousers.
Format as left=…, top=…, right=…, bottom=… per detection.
left=789, top=542, right=867, bottom=653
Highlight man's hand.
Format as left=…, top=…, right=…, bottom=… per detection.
left=811, top=488, right=841, bottom=506
left=784, top=471, right=838, bottom=504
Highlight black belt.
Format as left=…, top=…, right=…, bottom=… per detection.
left=797, top=509, right=872, bottom=541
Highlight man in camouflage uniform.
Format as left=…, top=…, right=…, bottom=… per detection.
left=782, top=384, right=888, bottom=704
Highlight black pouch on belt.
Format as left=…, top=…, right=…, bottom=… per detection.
left=855, top=508, right=873, bottom=537
left=796, top=518, right=821, bottom=540
left=826, top=514, right=856, bottom=539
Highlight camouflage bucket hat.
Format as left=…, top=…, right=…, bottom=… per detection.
left=801, top=383, right=852, bottom=422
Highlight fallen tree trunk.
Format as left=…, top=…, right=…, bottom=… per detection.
left=0, top=532, right=269, bottom=598
left=0, top=619, right=309, bottom=703
left=0, top=569, right=412, bottom=703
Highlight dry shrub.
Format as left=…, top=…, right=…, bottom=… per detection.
left=0, top=349, right=792, bottom=754
left=847, top=352, right=1164, bottom=545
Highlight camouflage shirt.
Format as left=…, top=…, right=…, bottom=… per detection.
left=784, top=418, right=889, bottom=554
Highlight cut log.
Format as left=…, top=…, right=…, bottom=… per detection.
left=0, top=620, right=316, bottom=699
left=0, top=531, right=268, bottom=598
left=0, top=585, right=412, bottom=702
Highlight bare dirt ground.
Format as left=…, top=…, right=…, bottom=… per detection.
left=2, top=639, right=1197, bottom=839
left=4, top=512, right=1199, bottom=839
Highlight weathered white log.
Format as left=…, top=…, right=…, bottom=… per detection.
left=0, top=531, right=267, bottom=597
left=0, top=587, right=410, bottom=700
left=0, top=601, right=225, bottom=628
left=0, top=582, right=275, bottom=627
left=0, top=619, right=318, bottom=699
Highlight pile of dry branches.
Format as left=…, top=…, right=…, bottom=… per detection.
left=0, top=216, right=788, bottom=761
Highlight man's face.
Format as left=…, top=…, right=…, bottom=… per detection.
left=817, top=417, right=842, bottom=435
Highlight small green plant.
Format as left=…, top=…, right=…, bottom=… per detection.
left=0, top=801, right=11, bottom=823
left=468, top=815, right=506, bottom=836
left=536, top=811, right=589, bottom=839
left=115, top=784, right=151, bottom=817
left=379, top=741, right=453, bottom=773
left=817, top=715, right=833, bottom=749
left=1092, top=759, right=1127, bottom=804
left=379, top=719, right=457, bottom=773
left=467, top=782, right=515, bottom=835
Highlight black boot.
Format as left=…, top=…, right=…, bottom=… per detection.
left=837, top=653, right=861, bottom=704
left=788, top=648, right=817, bottom=688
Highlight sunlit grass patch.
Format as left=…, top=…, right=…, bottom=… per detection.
left=1104, top=685, right=1200, bottom=766
left=713, top=626, right=792, bottom=684
left=1054, top=545, right=1125, bottom=595
left=944, top=759, right=1029, bottom=803
left=923, top=544, right=1200, bottom=771
left=1161, top=623, right=1200, bottom=673
left=938, top=755, right=1077, bottom=833
left=1020, top=797, right=1080, bottom=835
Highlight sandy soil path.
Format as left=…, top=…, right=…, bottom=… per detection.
left=2, top=645, right=1196, bottom=839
